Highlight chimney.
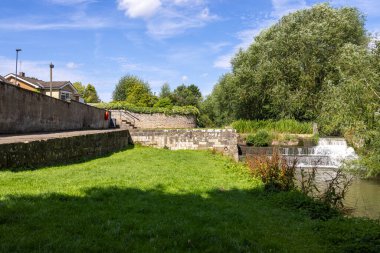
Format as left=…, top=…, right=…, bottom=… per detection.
left=19, top=72, right=25, bottom=77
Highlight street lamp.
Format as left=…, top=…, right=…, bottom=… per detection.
left=50, top=62, right=54, bottom=97
left=15, top=49, right=22, bottom=86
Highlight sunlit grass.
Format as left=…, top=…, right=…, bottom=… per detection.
left=0, top=147, right=378, bottom=252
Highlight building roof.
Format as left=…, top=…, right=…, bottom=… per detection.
left=4, top=73, right=77, bottom=93
left=0, top=75, right=6, bottom=82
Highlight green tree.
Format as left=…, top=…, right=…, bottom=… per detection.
left=208, top=4, right=367, bottom=124
left=126, top=83, right=156, bottom=107
left=154, top=97, right=173, bottom=108
left=73, top=82, right=85, bottom=97
left=172, top=84, right=202, bottom=107
left=159, top=83, right=172, bottom=98
left=112, top=75, right=150, bottom=101
left=83, top=84, right=100, bottom=103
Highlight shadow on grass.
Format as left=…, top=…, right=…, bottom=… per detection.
left=4, top=145, right=135, bottom=173
left=0, top=186, right=379, bottom=252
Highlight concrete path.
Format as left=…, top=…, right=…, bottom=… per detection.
left=0, top=129, right=126, bottom=145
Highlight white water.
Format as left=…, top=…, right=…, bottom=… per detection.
left=284, top=138, right=358, bottom=168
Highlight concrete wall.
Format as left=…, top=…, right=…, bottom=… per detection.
left=0, top=130, right=130, bottom=170
left=0, top=81, right=108, bottom=134
left=110, top=110, right=197, bottom=129
left=130, top=129, right=239, bottom=161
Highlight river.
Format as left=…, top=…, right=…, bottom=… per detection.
left=240, top=137, right=380, bottom=219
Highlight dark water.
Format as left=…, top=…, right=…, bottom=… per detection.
left=295, top=168, right=380, bottom=219
left=344, top=178, right=380, bottom=219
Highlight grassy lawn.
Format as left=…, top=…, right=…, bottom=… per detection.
left=0, top=146, right=379, bottom=252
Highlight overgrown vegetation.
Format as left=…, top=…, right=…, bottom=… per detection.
left=232, top=119, right=313, bottom=134
left=0, top=147, right=379, bottom=252
left=92, top=101, right=200, bottom=116
left=247, top=150, right=296, bottom=191
left=246, top=130, right=273, bottom=147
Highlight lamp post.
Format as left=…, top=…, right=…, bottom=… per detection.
left=15, top=49, right=22, bottom=86
left=49, top=62, right=54, bottom=97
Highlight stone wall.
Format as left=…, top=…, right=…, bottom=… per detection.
left=110, top=110, right=197, bottom=129
left=0, top=130, right=130, bottom=170
left=129, top=129, right=239, bottom=161
left=0, top=81, right=109, bottom=134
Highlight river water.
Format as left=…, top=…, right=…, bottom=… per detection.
left=240, top=138, right=380, bottom=219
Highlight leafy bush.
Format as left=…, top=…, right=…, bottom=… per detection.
left=91, top=102, right=200, bottom=116
left=153, top=97, right=173, bottom=108
left=246, top=130, right=272, bottom=147
left=232, top=119, right=312, bottom=134
left=247, top=149, right=296, bottom=191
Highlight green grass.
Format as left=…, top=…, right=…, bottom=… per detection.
left=232, top=119, right=313, bottom=134
left=0, top=147, right=379, bottom=252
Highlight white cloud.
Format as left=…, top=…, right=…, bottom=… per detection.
left=181, top=75, right=188, bottom=82
left=0, top=15, right=108, bottom=31
left=117, top=0, right=162, bottom=18
left=271, top=0, right=307, bottom=18
left=66, top=62, right=82, bottom=69
left=213, top=1, right=308, bottom=69
left=117, top=0, right=217, bottom=38
left=331, top=0, right=380, bottom=16
left=213, top=54, right=233, bottom=69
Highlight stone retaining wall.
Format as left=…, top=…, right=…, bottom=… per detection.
left=110, top=110, right=197, bottom=129
left=0, top=130, right=130, bottom=170
left=0, top=81, right=109, bottom=134
left=129, top=129, right=238, bottom=161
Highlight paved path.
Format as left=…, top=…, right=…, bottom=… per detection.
left=0, top=129, right=126, bottom=145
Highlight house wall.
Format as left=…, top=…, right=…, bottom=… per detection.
left=7, top=78, right=38, bottom=92
left=42, top=90, right=60, bottom=99
left=0, top=81, right=109, bottom=134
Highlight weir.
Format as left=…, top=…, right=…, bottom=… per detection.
left=240, top=138, right=358, bottom=169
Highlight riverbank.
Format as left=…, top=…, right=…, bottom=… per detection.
left=0, top=147, right=379, bottom=252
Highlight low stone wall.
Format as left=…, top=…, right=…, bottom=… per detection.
left=0, top=130, right=130, bottom=170
left=129, top=129, right=239, bottom=161
left=0, top=81, right=109, bottom=134
left=110, top=110, right=197, bottom=129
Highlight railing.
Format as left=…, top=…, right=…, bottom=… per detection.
left=119, top=110, right=140, bottom=127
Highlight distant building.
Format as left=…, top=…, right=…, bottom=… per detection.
left=4, top=72, right=82, bottom=102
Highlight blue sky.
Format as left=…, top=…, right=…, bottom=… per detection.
left=1, top=0, right=380, bottom=101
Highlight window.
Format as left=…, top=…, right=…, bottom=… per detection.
left=60, top=91, right=71, bottom=101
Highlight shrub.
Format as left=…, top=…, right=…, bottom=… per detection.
left=247, top=149, right=296, bottom=191
left=232, top=119, right=313, bottom=134
left=246, top=130, right=272, bottom=147
left=153, top=97, right=173, bottom=108
left=90, top=102, right=199, bottom=116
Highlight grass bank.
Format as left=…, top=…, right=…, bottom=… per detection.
left=0, top=147, right=379, bottom=252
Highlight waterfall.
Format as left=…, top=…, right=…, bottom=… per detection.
left=287, top=138, right=358, bottom=169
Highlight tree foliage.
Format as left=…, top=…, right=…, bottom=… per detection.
left=206, top=4, right=367, bottom=124
left=171, top=84, right=202, bottom=107
left=159, top=83, right=172, bottom=98
left=112, top=74, right=157, bottom=106
left=73, top=82, right=100, bottom=103
left=112, top=75, right=151, bottom=102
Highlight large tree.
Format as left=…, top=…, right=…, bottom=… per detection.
left=83, top=84, right=100, bottom=103
left=171, top=84, right=202, bottom=107
left=207, top=4, right=368, bottom=124
left=73, top=82, right=100, bottom=103
left=112, top=75, right=150, bottom=101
